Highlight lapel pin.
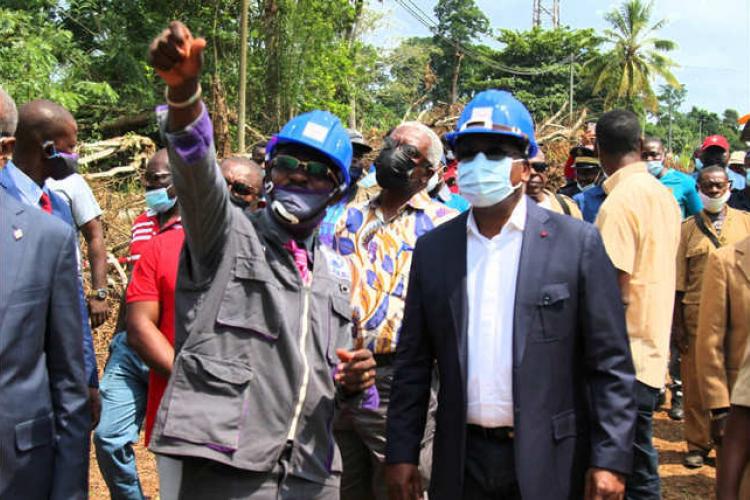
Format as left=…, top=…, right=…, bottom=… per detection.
left=540, top=230, right=548, bottom=238
left=13, top=227, right=23, bottom=240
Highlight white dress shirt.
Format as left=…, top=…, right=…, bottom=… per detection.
left=465, top=195, right=526, bottom=427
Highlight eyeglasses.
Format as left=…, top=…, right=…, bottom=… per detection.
left=272, top=154, right=339, bottom=184
left=530, top=162, right=548, bottom=172
left=229, top=181, right=258, bottom=197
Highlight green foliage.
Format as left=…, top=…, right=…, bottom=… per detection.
left=0, top=8, right=117, bottom=113
left=588, top=0, right=679, bottom=112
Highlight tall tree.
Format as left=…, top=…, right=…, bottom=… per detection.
left=588, top=0, right=679, bottom=112
left=432, top=0, right=489, bottom=104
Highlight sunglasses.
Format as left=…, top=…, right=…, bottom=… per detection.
left=455, top=145, right=523, bottom=162
left=272, top=154, right=339, bottom=184
left=229, top=181, right=257, bottom=197
left=530, top=162, right=548, bottom=172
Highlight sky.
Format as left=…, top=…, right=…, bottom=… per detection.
left=366, top=0, right=750, bottom=116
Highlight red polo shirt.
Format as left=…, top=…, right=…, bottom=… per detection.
left=126, top=219, right=183, bottom=445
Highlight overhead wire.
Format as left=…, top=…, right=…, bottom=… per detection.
left=393, top=0, right=573, bottom=77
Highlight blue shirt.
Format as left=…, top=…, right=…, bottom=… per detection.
left=573, top=184, right=606, bottom=223
left=0, top=162, right=99, bottom=387
left=658, top=169, right=702, bottom=218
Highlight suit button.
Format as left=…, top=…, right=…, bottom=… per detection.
left=543, top=295, right=551, bottom=305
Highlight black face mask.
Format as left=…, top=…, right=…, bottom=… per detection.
left=374, top=138, right=419, bottom=191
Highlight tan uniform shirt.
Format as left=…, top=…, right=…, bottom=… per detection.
left=540, top=190, right=583, bottom=220
left=596, top=162, right=682, bottom=389
left=676, top=208, right=750, bottom=306
left=696, top=236, right=750, bottom=410
left=731, top=341, right=750, bottom=407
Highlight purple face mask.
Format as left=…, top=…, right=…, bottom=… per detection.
left=267, top=184, right=335, bottom=238
left=44, top=142, right=79, bottom=180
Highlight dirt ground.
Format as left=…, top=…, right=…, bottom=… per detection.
left=87, top=405, right=716, bottom=499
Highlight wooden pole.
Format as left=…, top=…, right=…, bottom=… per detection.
left=238, top=0, right=249, bottom=152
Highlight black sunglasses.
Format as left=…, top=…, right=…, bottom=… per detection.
left=530, top=162, right=548, bottom=172
left=229, top=181, right=258, bottom=197
left=454, top=145, right=524, bottom=162
left=272, top=154, right=339, bottom=184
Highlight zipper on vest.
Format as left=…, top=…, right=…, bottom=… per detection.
left=286, top=283, right=312, bottom=441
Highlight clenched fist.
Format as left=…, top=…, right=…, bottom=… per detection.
left=148, top=21, right=206, bottom=90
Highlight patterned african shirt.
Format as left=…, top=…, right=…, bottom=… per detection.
left=333, top=189, right=458, bottom=354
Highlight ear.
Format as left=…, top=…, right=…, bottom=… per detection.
left=517, top=159, right=532, bottom=184
left=0, top=137, right=15, bottom=160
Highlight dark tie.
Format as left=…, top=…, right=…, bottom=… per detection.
left=39, top=192, right=52, bottom=214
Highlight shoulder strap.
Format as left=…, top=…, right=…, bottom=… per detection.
left=555, top=194, right=571, bottom=216
left=693, top=214, right=721, bottom=249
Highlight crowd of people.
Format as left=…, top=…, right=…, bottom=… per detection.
left=2, top=20, right=750, bottom=500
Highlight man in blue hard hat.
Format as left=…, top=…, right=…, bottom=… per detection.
left=146, top=21, right=377, bottom=498
left=385, top=89, right=637, bottom=500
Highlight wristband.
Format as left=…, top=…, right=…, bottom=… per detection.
left=165, top=84, right=202, bottom=109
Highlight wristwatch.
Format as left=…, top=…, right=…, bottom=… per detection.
left=88, top=288, right=109, bottom=301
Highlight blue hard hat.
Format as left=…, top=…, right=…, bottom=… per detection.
left=268, top=110, right=352, bottom=187
left=446, top=90, right=538, bottom=157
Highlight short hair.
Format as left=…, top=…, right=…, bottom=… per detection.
left=596, top=110, right=641, bottom=156
left=643, top=136, right=664, bottom=149
left=697, top=165, right=728, bottom=183
left=396, top=121, right=442, bottom=168
left=222, top=155, right=263, bottom=176
left=0, top=86, right=18, bottom=135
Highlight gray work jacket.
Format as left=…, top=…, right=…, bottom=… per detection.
left=149, top=110, right=358, bottom=486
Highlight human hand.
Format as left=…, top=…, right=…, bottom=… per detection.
left=88, top=298, right=110, bottom=329
left=148, top=21, right=206, bottom=91
left=335, top=348, right=376, bottom=395
left=386, top=463, right=423, bottom=500
left=584, top=468, right=625, bottom=500
left=712, top=410, right=729, bottom=445
left=88, top=387, right=102, bottom=429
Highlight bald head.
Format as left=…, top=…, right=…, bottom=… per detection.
left=15, top=100, right=76, bottom=150
left=0, top=87, right=18, bottom=136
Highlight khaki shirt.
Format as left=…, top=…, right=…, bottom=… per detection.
left=541, top=190, right=583, bottom=220
left=596, top=162, right=682, bottom=389
left=731, top=342, right=750, bottom=408
left=676, top=207, right=750, bottom=306
left=696, top=236, right=750, bottom=410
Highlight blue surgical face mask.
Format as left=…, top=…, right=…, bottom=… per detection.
left=145, top=187, right=177, bottom=213
left=458, top=153, right=522, bottom=208
left=694, top=158, right=703, bottom=171
left=646, top=160, right=664, bottom=177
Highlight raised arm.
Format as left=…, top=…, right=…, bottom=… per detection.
left=148, top=21, right=231, bottom=280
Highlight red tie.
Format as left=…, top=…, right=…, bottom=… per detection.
left=39, top=192, right=52, bottom=214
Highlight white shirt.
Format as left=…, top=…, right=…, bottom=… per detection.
left=465, top=195, right=526, bottom=427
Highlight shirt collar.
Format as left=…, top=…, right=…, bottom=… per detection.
left=5, top=160, right=44, bottom=207
left=368, top=188, right=432, bottom=214
left=467, top=194, right=527, bottom=238
left=602, top=161, right=647, bottom=195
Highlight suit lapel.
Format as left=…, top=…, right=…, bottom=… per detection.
left=513, top=201, right=553, bottom=366
left=445, top=212, right=470, bottom=388
left=0, top=193, right=29, bottom=331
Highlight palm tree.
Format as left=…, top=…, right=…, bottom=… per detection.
left=588, top=0, right=680, bottom=112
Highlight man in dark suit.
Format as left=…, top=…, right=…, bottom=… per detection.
left=385, top=90, right=637, bottom=500
left=0, top=187, right=90, bottom=498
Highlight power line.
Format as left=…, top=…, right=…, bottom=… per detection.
left=393, top=0, right=571, bottom=77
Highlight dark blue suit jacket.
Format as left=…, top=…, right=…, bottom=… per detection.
left=386, top=198, right=637, bottom=499
left=0, top=167, right=98, bottom=387
left=0, top=188, right=90, bottom=498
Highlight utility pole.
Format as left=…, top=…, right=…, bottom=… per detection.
left=238, top=0, right=249, bottom=152
left=569, top=53, right=574, bottom=126
left=532, top=0, right=560, bottom=28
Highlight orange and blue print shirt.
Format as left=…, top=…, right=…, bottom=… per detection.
left=332, top=190, right=458, bottom=354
